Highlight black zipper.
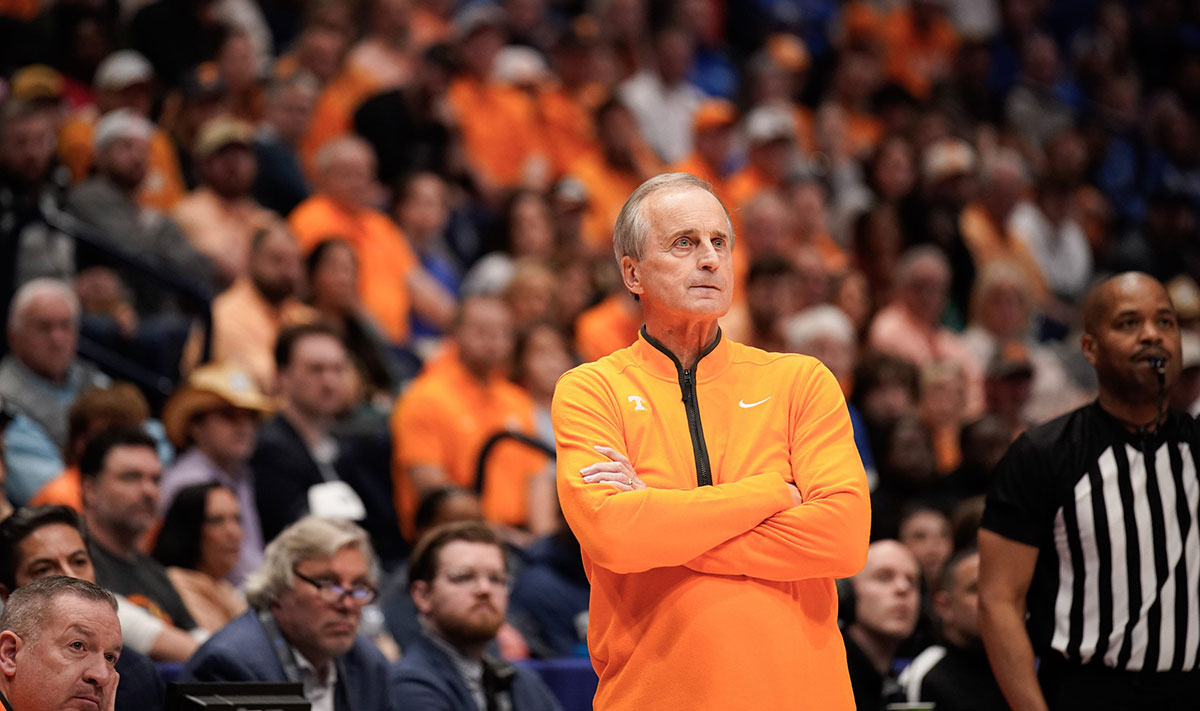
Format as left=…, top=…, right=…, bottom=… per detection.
left=642, top=327, right=719, bottom=487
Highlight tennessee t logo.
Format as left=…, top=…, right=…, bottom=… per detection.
left=627, top=395, right=648, bottom=411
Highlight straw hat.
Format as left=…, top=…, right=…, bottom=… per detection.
left=163, top=363, right=273, bottom=448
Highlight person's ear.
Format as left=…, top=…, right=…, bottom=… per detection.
left=0, top=630, right=22, bottom=677
left=620, top=256, right=643, bottom=297
left=1080, top=332, right=1097, bottom=369
left=411, top=580, right=432, bottom=615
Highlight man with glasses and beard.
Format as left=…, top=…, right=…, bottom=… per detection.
left=391, top=521, right=561, bottom=711
left=182, top=516, right=393, bottom=711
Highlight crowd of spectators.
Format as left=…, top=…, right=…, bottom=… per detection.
left=2, top=0, right=1200, bottom=708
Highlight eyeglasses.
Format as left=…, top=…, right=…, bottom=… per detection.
left=441, top=568, right=510, bottom=589
left=293, top=569, right=378, bottom=605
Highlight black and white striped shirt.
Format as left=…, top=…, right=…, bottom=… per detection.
left=982, top=403, right=1200, bottom=672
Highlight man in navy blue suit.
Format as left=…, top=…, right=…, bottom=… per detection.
left=183, top=516, right=393, bottom=711
left=391, top=521, right=562, bottom=711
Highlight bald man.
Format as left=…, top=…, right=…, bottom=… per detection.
left=980, top=272, right=1200, bottom=711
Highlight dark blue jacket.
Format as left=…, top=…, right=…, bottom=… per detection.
left=389, top=633, right=562, bottom=711
left=182, top=610, right=394, bottom=711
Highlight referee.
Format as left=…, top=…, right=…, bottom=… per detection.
left=979, top=272, right=1200, bottom=710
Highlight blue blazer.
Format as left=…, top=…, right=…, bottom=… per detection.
left=389, top=634, right=563, bottom=711
left=182, top=610, right=395, bottom=711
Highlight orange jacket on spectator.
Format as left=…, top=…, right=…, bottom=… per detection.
left=574, top=292, right=641, bottom=364
left=448, top=76, right=547, bottom=189
left=288, top=194, right=417, bottom=344
left=58, top=110, right=187, bottom=211
left=553, top=331, right=869, bottom=710
left=391, top=347, right=547, bottom=540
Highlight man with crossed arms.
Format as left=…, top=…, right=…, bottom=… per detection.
left=553, top=173, right=870, bottom=710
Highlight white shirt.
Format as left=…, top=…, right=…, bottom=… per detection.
left=619, top=71, right=704, bottom=164
left=294, top=649, right=338, bottom=711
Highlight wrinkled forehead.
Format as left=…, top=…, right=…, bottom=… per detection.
left=643, top=186, right=733, bottom=238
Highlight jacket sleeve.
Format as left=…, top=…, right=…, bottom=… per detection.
left=181, top=646, right=259, bottom=682
left=683, top=362, right=871, bottom=581
left=552, top=368, right=794, bottom=575
left=389, top=669, right=459, bottom=711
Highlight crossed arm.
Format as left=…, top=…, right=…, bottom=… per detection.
left=552, top=364, right=870, bottom=580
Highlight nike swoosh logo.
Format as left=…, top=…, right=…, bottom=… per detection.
left=738, top=397, right=771, bottom=409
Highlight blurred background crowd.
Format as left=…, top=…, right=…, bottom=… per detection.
left=1, top=0, right=1200, bottom=706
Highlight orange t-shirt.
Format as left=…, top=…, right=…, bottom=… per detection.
left=959, top=202, right=1049, bottom=302
left=568, top=153, right=646, bottom=254
left=669, top=153, right=729, bottom=205
left=574, top=293, right=641, bottom=364
left=553, top=331, right=869, bottom=710
left=211, top=278, right=318, bottom=391
left=391, top=350, right=548, bottom=539
left=288, top=194, right=417, bottom=344
left=30, top=466, right=83, bottom=511
left=538, top=86, right=602, bottom=179
left=883, top=7, right=959, bottom=100
left=724, top=164, right=777, bottom=213
left=448, top=77, right=547, bottom=189
left=300, top=65, right=380, bottom=178
left=58, top=111, right=187, bottom=211
left=0, top=0, right=38, bottom=19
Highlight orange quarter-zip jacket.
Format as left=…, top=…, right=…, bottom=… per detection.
left=552, top=328, right=870, bottom=710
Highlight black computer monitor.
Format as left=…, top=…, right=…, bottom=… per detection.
left=165, top=682, right=310, bottom=710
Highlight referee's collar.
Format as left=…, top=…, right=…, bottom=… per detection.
left=634, top=326, right=731, bottom=382
left=1091, top=400, right=1177, bottom=442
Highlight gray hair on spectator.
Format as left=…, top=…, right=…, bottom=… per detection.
left=784, top=305, right=856, bottom=353
left=244, top=516, right=377, bottom=609
left=612, top=172, right=733, bottom=263
left=0, top=576, right=117, bottom=643
left=7, top=278, right=79, bottom=334
left=313, top=135, right=374, bottom=177
left=895, top=246, right=950, bottom=288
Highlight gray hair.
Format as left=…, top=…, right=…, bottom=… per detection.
left=783, top=305, right=856, bottom=353
left=7, top=278, right=79, bottom=335
left=612, top=172, right=733, bottom=264
left=244, top=516, right=378, bottom=609
left=0, top=576, right=117, bottom=643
